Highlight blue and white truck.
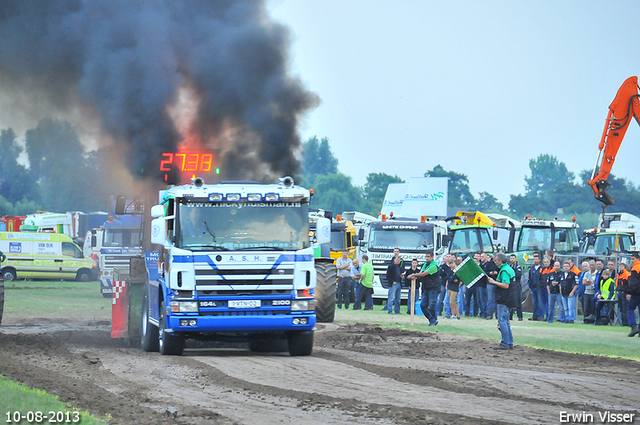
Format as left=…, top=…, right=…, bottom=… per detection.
left=139, top=176, right=330, bottom=356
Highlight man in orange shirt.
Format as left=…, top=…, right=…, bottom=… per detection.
left=622, top=253, right=640, bottom=337
left=616, top=262, right=631, bottom=327
left=567, top=258, right=581, bottom=322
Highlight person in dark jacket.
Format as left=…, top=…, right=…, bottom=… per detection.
left=385, top=256, right=403, bottom=314
left=622, top=253, right=640, bottom=336
left=547, top=261, right=562, bottom=323
left=527, top=252, right=544, bottom=321
left=559, top=261, right=578, bottom=323
left=482, top=253, right=499, bottom=319
left=404, top=258, right=421, bottom=314
left=508, top=254, right=523, bottom=321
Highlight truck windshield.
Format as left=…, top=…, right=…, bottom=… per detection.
left=368, top=228, right=433, bottom=252
left=177, top=202, right=309, bottom=251
left=517, top=227, right=552, bottom=251
left=103, top=228, right=142, bottom=248
left=450, top=228, right=493, bottom=255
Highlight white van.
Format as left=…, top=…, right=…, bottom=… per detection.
left=0, top=232, right=95, bottom=282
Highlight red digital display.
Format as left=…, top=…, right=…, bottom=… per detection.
left=160, top=152, right=214, bottom=172
left=160, top=151, right=220, bottom=183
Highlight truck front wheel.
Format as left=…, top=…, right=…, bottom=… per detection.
left=158, top=301, right=184, bottom=356
left=141, top=293, right=159, bottom=352
left=288, top=330, right=313, bottom=356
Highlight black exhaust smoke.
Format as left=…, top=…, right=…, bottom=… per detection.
left=0, top=0, right=318, bottom=182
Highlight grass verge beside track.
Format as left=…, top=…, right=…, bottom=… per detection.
left=335, top=304, right=639, bottom=361
left=0, top=375, right=107, bottom=424
left=3, top=280, right=111, bottom=321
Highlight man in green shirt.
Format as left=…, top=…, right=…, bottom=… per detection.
left=408, top=250, right=439, bottom=326
left=357, top=255, right=375, bottom=310
left=487, top=252, right=516, bottom=350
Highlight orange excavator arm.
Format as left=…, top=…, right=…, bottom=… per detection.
left=588, top=76, right=640, bottom=205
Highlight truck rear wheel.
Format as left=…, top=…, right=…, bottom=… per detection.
left=158, top=301, right=184, bottom=356
left=288, top=330, right=313, bottom=356
left=0, top=279, right=4, bottom=326
left=141, top=292, right=159, bottom=352
left=314, top=262, right=337, bottom=323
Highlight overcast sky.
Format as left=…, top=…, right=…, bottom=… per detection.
left=268, top=0, right=640, bottom=207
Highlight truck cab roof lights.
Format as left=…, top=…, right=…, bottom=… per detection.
left=226, top=193, right=241, bottom=202
left=247, top=193, right=262, bottom=202
left=381, top=214, right=387, bottom=222
left=265, top=193, right=280, bottom=202
left=420, top=216, right=426, bottom=223
left=209, top=193, right=223, bottom=202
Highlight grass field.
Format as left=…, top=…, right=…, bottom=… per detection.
left=0, top=375, right=106, bottom=424
left=335, top=304, right=640, bottom=361
left=3, top=280, right=111, bottom=321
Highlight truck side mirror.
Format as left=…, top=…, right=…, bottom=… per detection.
left=442, top=234, right=451, bottom=246
left=558, top=232, right=567, bottom=243
left=493, top=229, right=499, bottom=240
left=314, top=218, right=331, bottom=245
left=150, top=205, right=165, bottom=218
left=115, top=195, right=126, bottom=215
left=358, top=228, right=365, bottom=241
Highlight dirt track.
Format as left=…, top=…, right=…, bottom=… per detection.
left=1, top=318, right=639, bottom=425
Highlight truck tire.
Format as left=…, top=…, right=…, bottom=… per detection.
left=314, top=261, right=337, bottom=323
left=76, top=269, right=92, bottom=282
left=2, top=268, right=16, bottom=282
left=288, top=330, right=313, bottom=356
left=0, top=279, right=4, bottom=326
left=141, top=292, right=159, bottom=352
left=158, top=301, right=184, bottom=356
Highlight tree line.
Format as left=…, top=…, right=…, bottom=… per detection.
left=302, top=137, right=640, bottom=229
left=1, top=123, right=637, bottom=231
left=0, top=119, right=126, bottom=216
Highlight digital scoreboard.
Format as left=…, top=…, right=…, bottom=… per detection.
left=160, top=150, right=220, bottom=184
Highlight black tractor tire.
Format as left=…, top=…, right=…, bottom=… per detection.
left=158, top=301, right=185, bottom=356
left=0, top=279, right=4, bottom=326
left=141, top=291, right=159, bottom=352
left=519, top=270, right=532, bottom=312
left=288, top=330, right=313, bottom=356
left=314, top=261, right=337, bottom=323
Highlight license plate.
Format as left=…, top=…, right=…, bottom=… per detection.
left=228, top=300, right=261, bottom=308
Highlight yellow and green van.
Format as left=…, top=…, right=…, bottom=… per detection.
left=0, top=232, right=95, bottom=282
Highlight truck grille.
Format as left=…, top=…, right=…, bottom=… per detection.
left=194, top=266, right=294, bottom=295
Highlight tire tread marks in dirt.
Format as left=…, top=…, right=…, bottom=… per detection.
left=0, top=332, right=229, bottom=425
left=314, top=261, right=337, bottom=323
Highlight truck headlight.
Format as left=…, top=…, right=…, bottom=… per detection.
left=170, top=301, right=199, bottom=313
left=291, top=300, right=310, bottom=311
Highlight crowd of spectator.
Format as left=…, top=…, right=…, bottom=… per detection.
left=341, top=247, right=640, bottom=338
